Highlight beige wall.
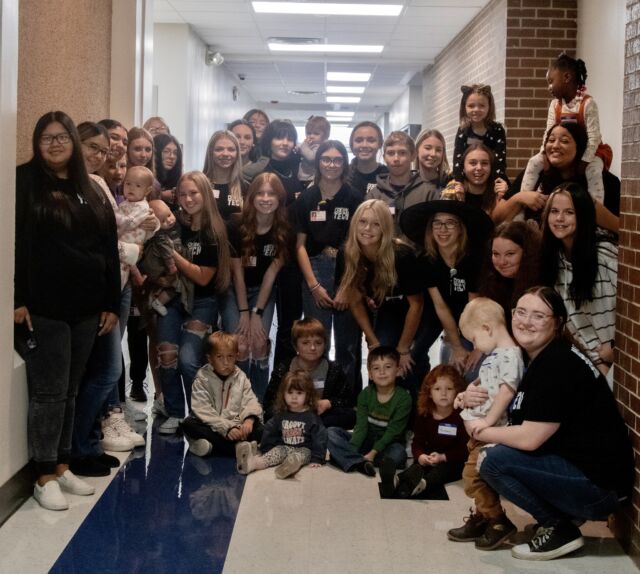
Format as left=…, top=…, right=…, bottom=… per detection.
left=16, top=0, right=113, bottom=163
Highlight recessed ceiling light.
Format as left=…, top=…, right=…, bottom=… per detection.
left=253, top=2, right=402, bottom=17
left=269, top=43, right=383, bottom=53
left=326, top=86, right=365, bottom=94
left=327, top=72, right=371, bottom=82
left=326, top=96, right=361, bottom=103
left=326, top=111, right=355, bottom=117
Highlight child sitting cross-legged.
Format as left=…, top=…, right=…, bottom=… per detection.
left=447, top=297, right=524, bottom=551
left=181, top=331, right=264, bottom=457
left=236, top=370, right=327, bottom=479
left=327, top=346, right=411, bottom=479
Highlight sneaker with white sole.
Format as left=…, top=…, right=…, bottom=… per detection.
left=34, top=480, right=69, bottom=511
left=235, top=441, right=254, bottom=474
left=152, top=397, right=169, bottom=417
left=158, top=416, right=182, bottom=435
left=512, top=521, right=584, bottom=561
left=107, top=412, right=145, bottom=447
left=101, top=419, right=134, bottom=452
left=187, top=438, right=212, bottom=457
left=56, top=470, right=95, bottom=496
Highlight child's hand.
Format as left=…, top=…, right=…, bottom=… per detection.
left=467, top=419, right=489, bottom=438
left=417, top=454, right=430, bottom=466
left=227, top=427, right=243, bottom=441
left=363, top=450, right=376, bottom=462
left=454, top=392, right=465, bottom=410
left=309, top=463, right=321, bottom=468
left=316, top=399, right=332, bottom=415
left=425, top=452, right=446, bottom=465
left=166, top=260, right=178, bottom=275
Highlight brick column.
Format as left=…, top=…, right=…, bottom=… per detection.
left=613, top=0, right=640, bottom=563
left=504, top=0, right=578, bottom=180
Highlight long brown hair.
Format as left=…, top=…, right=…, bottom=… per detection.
left=417, top=365, right=466, bottom=417
left=275, top=370, right=318, bottom=413
left=239, top=172, right=289, bottom=265
left=127, top=127, right=155, bottom=173
left=424, top=213, right=468, bottom=266
left=176, top=171, right=231, bottom=292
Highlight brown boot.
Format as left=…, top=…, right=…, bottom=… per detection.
left=447, top=509, right=489, bottom=542
left=475, top=513, right=517, bottom=550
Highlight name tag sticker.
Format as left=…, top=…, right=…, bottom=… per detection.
left=247, top=256, right=257, bottom=267
left=388, top=205, right=396, bottom=215
left=438, top=423, right=457, bottom=437
left=212, top=188, right=220, bottom=199
left=310, top=210, right=326, bottom=222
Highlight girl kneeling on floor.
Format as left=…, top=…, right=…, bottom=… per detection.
left=236, top=371, right=327, bottom=479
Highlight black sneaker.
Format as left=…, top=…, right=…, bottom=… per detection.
left=378, top=458, right=398, bottom=497
left=511, top=521, right=584, bottom=561
left=475, top=513, right=517, bottom=550
left=69, top=457, right=110, bottom=477
left=447, top=510, right=488, bottom=542
left=129, top=381, right=147, bottom=402
left=355, top=460, right=376, bottom=477
left=396, top=463, right=425, bottom=498
left=97, top=453, right=120, bottom=468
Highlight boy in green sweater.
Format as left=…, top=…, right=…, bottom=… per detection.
left=327, top=346, right=411, bottom=477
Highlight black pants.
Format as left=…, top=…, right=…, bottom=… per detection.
left=320, top=407, right=356, bottom=430
left=273, top=263, right=303, bottom=365
left=127, top=314, right=149, bottom=387
left=181, top=415, right=264, bottom=457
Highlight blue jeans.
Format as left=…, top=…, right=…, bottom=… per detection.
left=219, top=285, right=276, bottom=401
left=156, top=295, right=217, bottom=418
left=327, top=427, right=407, bottom=472
left=73, top=284, right=132, bottom=458
left=302, top=252, right=362, bottom=392
left=479, top=445, right=620, bottom=526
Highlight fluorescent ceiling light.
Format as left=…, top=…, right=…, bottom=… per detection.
left=327, top=72, right=371, bottom=82
left=326, top=111, right=355, bottom=117
left=253, top=2, right=402, bottom=17
left=268, top=43, right=383, bottom=53
left=326, top=96, right=361, bottom=103
left=326, top=85, right=365, bottom=94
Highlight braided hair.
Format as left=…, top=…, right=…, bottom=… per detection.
left=551, top=52, right=588, bottom=89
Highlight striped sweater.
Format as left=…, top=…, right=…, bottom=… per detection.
left=555, top=241, right=617, bottom=366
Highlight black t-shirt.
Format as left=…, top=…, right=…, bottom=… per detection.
left=420, top=252, right=480, bottom=322
left=267, top=157, right=305, bottom=206
left=346, top=161, right=388, bottom=201
left=181, top=225, right=219, bottom=298
left=295, top=183, right=361, bottom=256
left=510, top=338, right=634, bottom=497
left=227, top=216, right=278, bottom=288
left=212, top=182, right=243, bottom=221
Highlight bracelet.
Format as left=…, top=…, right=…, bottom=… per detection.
left=309, top=282, right=321, bottom=292
left=238, top=308, right=249, bottom=313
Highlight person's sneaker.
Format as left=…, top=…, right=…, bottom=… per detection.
left=152, top=397, right=169, bottom=417
left=512, top=521, right=584, bottom=561
left=235, top=441, right=254, bottom=474
left=250, top=441, right=258, bottom=455
left=447, top=509, right=489, bottom=542
left=158, top=416, right=182, bottom=435
left=188, top=438, right=212, bottom=457
left=274, top=453, right=304, bottom=479
left=70, top=457, right=110, bottom=477
left=396, top=463, right=426, bottom=498
left=101, top=417, right=134, bottom=451
left=475, top=513, right=517, bottom=550
left=56, top=470, right=95, bottom=496
left=378, top=457, right=398, bottom=497
left=107, top=412, right=145, bottom=447
left=33, top=480, right=69, bottom=511
left=355, top=460, right=376, bottom=477
left=129, top=380, right=147, bottom=402
left=97, top=453, right=120, bottom=468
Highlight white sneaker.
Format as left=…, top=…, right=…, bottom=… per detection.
left=108, top=412, right=145, bottom=447
left=187, top=438, right=212, bottom=457
left=158, top=416, right=182, bottom=434
left=34, top=480, right=69, bottom=511
left=152, top=397, right=169, bottom=417
left=101, top=418, right=134, bottom=452
left=56, top=470, right=95, bottom=496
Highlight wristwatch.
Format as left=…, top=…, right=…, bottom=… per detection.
left=251, top=306, right=264, bottom=316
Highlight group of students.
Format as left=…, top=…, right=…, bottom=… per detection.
left=14, top=51, right=634, bottom=563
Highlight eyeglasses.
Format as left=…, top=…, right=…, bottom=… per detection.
left=83, top=142, right=110, bottom=157
left=511, top=307, right=553, bottom=325
left=40, top=132, right=71, bottom=146
left=319, top=156, right=344, bottom=167
left=162, top=148, right=178, bottom=157
left=432, top=219, right=459, bottom=230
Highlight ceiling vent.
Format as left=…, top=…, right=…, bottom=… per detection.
left=268, top=37, right=323, bottom=45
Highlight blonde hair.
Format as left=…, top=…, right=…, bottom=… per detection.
left=125, top=165, right=154, bottom=188
left=338, top=199, right=397, bottom=306
left=459, top=297, right=506, bottom=334
left=206, top=331, right=239, bottom=355
left=176, top=171, right=231, bottom=292
left=424, top=212, right=468, bottom=266
left=203, top=130, right=244, bottom=210
left=383, top=130, right=415, bottom=156
left=415, top=128, right=450, bottom=182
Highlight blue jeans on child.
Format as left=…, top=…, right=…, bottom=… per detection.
left=219, top=286, right=276, bottom=401
left=479, top=445, right=620, bottom=526
left=327, top=427, right=407, bottom=472
left=157, top=295, right=217, bottom=418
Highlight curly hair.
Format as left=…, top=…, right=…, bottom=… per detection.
left=275, top=370, right=318, bottom=413
left=417, top=365, right=466, bottom=417
left=338, top=199, right=397, bottom=305
left=239, top=172, right=289, bottom=265
left=551, top=52, right=588, bottom=88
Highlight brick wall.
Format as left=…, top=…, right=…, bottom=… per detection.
left=505, top=0, right=578, bottom=179
left=422, top=0, right=577, bottom=181
left=614, top=0, right=640, bottom=563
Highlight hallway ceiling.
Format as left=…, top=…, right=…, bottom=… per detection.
left=155, top=0, right=490, bottom=125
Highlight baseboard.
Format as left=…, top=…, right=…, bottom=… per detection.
left=0, top=464, right=33, bottom=527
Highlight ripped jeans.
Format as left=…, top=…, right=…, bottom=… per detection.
left=156, top=295, right=217, bottom=418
